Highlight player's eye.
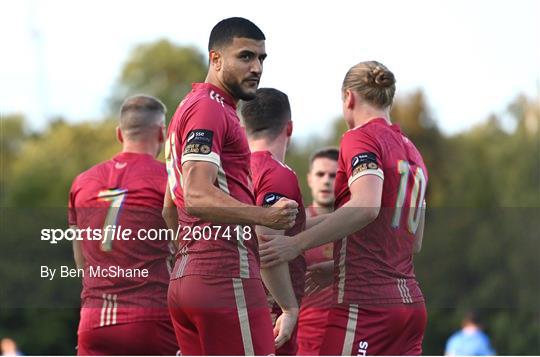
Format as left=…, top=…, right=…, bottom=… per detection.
left=239, top=53, right=252, bottom=61
left=316, top=172, right=324, bottom=177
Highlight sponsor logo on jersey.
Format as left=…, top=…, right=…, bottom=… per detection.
left=351, top=152, right=379, bottom=176
left=114, top=162, right=127, bottom=169
left=184, top=129, right=214, bottom=155
left=263, top=192, right=285, bottom=207
left=358, top=341, right=369, bottom=356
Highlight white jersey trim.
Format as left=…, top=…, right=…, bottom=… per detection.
left=337, top=237, right=348, bottom=304
left=397, top=278, right=413, bottom=304
left=181, top=152, right=221, bottom=167
left=348, top=168, right=384, bottom=187
left=342, top=304, right=359, bottom=356
left=100, top=294, right=118, bottom=327
left=232, top=278, right=255, bottom=355
left=215, top=165, right=250, bottom=279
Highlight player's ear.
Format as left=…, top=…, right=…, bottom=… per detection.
left=158, top=124, right=165, bottom=143
left=209, top=49, right=223, bottom=71
left=116, top=126, right=124, bottom=144
left=286, top=121, right=293, bottom=137
left=344, top=89, right=355, bottom=110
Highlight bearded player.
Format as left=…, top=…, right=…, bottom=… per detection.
left=165, top=18, right=299, bottom=355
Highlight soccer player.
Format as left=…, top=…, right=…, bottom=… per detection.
left=68, top=95, right=178, bottom=355
left=296, top=147, right=339, bottom=356
left=165, top=18, right=299, bottom=355
left=260, top=61, right=428, bottom=355
left=240, top=87, right=306, bottom=355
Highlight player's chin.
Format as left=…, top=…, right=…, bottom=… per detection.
left=240, top=82, right=259, bottom=100
left=318, top=193, right=333, bottom=203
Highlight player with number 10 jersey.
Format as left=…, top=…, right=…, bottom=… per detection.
left=332, top=117, right=427, bottom=306
left=259, top=61, right=428, bottom=355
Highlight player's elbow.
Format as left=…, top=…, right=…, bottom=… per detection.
left=364, top=206, right=380, bottom=224
left=162, top=206, right=176, bottom=227
left=350, top=205, right=380, bottom=231
left=358, top=204, right=380, bottom=223
left=184, top=189, right=205, bottom=216
left=161, top=206, right=169, bottom=220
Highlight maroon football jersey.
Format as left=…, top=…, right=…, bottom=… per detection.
left=250, top=150, right=307, bottom=302
left=299, top=206, right=334, bottom=309
left=68, top=152, right=173, bottom=332
left=165, top=83, right=260, bottom=280
left=333, top=118, right=428, bottom=305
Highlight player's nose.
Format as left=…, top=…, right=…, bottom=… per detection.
left=250, top=60, right=262, bottom=75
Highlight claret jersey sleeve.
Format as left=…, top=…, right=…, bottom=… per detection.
left=340, top=128, right=384, bottom=187
left=179, top=98, right=228, bottom=168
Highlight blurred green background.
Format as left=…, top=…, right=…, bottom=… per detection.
left=1, top=39, right=539, bottom=355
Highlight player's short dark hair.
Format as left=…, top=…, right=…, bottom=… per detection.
left=119, top=95, right=166, bottom=140
left=240, top=88, right=291, bottom=141
left=309, top=147, right=339, bottom=170
left=208, top=17, right=265, bottom=51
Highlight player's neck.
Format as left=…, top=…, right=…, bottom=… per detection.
left=248, top=137, right=287, bottom=163
left=121, top=142, right=157, bottom=157
left=311, top=202, right=333, bottom=214
left=205, top=73, right=238, bottom=104
left=351, top=106, right=391, bottom=129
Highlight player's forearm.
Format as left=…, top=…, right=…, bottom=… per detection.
left=162, top=207, right=179, bottom=231
left=162, top=208, right=179, bottom=249
left=305, top=213, right=328, bottom=230
left=298, top=200, right=379, bottom=252
left=163, top=183, right=179, bottom=231
left=185, top=184, right=267, bottom=225
left=261, top=263, right=299, bottom=313
left=256, top=225, right=298, bottom=312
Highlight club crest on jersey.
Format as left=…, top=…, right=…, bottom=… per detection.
left=184, top=129, right=213, bottom=155
left=263, top=192, right=284, bottom=207
left=351, top=152, right=379, bottom=176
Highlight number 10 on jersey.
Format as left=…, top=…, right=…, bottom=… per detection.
left=391, top=160, right=426, bottom=234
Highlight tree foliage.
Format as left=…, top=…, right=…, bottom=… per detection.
left=108, top=39, right=207, bottom=121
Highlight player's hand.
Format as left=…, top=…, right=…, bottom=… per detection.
left=273, top=308, right=299, bottom=349
left=305, top=261, right=334, bottom=296
left=259, top=234, right=301, bottom=268
left=262, top=197, right=298, bottom=230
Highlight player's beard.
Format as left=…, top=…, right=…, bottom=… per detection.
left=223, top=73, right=258, bottom=101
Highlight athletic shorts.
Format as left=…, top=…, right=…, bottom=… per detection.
left=77, top=319, right=178, bottom=355
left=296, top=307, right=331, bottom=355
left=168, top=275, right=275, bottom=355
left=319, top=303, right=427, bottom=356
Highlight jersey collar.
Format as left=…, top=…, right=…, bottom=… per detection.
left=352, top=117, right=401, bottom=133
left=114, top=152, right=154, bottom=161
left=193, top=83, right=236, bottom=109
